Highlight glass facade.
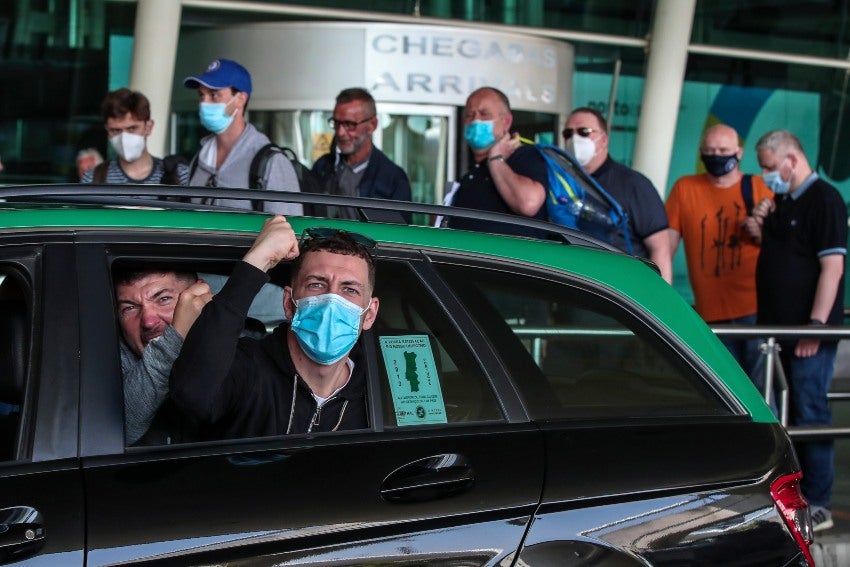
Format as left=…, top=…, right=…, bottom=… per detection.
left=3, top=0, right=850, bottom=301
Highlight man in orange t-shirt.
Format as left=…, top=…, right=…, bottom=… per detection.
left=666, top=124, right=772, bottom=373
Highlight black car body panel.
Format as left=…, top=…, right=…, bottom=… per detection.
left=514, top=421, right=805, bottom=565
left=0, top=188, right=812, bottom=566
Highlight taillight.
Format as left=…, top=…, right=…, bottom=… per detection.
left=771, top=471, right=815, bottom=566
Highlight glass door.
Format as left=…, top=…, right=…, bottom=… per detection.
left=173, top=105, right=455, bottom=224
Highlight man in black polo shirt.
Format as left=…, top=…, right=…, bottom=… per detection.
left=753, top=129, right=847, bottom=533
left=446, top=87, right=548, bottom=239
left=562, top=107, right=671, bottom=282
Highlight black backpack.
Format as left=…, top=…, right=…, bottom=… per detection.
left=248, top=144, right=325, bottom=213
left=189, top=143, right=324, bottom=213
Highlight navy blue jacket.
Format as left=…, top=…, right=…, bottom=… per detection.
left=312, top=147, right=412, bottom=202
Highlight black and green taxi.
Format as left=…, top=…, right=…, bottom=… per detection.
left=0, top=185, right=814, bottom=566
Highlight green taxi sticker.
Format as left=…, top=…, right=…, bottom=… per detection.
left=379, top=335, right=448, bottom=426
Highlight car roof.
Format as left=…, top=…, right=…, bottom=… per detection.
left=0, top=184, right=775, bottom=423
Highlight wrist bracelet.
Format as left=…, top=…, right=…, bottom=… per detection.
left=809, top=318, right=825, bottom=325
left=489, top=154, right=506, bottom=163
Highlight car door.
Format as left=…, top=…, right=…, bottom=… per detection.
left=435, top=259, right=805, bottom=565
left=77, top=237, right=544, bottom=566
left=0, top=242, right=85, bottom=566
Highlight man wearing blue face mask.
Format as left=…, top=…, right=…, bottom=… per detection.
left=183, top=58, right=302, bottom=215
left=752, top=130, right=847, bottom=533
left=170, top=216, right=379, bottom=440
left=446, top=87, right=548, bottom=238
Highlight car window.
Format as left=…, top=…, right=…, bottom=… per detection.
left=113, top=256, right=503, bottom=448
left=437, top=264, right=731, bottom=420
left=201, top=272, right=285, bottom=332
left=0, top=269, right=30, bottom=461
left=372, top=260, right=503, bottom=427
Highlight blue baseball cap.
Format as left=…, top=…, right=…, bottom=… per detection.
left=183, top=58, right=252, bottom=95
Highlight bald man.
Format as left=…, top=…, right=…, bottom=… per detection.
left=666, top=124, right=773, bottom=372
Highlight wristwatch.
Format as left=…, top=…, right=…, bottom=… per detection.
left=488, top=154, right=506, bottom=163
left=809, top=318, right=825, bottom=325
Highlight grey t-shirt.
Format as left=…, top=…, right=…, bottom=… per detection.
left=328, top=154, right=369, bottom=220
left=189, top=123, right=303, bottom=216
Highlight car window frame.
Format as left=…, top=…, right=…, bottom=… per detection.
left=74, top=233, right=522, bottom=457
left=2, top=239, right=83, bottom=464
left=367, top=248, right=512, bottom=429
left=0, top=249, right=39, bottom=463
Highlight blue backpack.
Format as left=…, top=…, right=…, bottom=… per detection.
left=527, top=141, right=633, bottom=255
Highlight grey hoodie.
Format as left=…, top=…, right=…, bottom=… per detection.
left=120, top=325, right=183, bottom=445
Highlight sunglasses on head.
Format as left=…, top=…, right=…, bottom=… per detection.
left=300, top=227, right=377, bottom=250
left=562, top=127, right=597, bottom=139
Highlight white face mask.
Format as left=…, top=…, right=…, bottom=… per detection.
left=566, top=134, right=596, bottom=167
left=109, top=132, right=146, bottom=163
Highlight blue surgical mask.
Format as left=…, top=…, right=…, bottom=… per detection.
left=199, top=101, right=235, bottom=134
left=290, top=293, right=367, bottom=365
left=464, top=120, right=496, bottom=151
left=764, top=168, right=791, bottom=195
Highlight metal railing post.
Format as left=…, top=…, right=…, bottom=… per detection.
left=761, top=337, right=777, bottom=411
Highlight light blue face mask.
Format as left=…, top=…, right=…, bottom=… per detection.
left=199, top=101, right=235, bottom=134
left=290, top=293, right=367, bottom=365
left=764, top=168, right=791, bottom=195
left=464, top=120, right=496, bottom=151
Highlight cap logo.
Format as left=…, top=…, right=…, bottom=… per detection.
left=206, top=60, right=221, bottom=72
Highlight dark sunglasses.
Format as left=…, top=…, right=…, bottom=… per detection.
left=562, top=127, right=597, bottom=139
left=300, top=227, right=377, bottom=250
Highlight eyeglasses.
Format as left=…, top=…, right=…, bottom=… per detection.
left=562, top=127, right=597, bottom=139
left=300, top=227, right=377, bottom=250
left=327, top=116, right=374, bottom=132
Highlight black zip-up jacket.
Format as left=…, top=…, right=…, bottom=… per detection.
left=170, top=261, right=368, bottom=440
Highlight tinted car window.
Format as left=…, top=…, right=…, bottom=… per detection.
left=438, top=264, right=730, bottom=420
left=373, top=261, right=502, bottom=426
left=0, top=268, right=29, bottom=461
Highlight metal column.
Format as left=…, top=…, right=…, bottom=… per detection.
left=129, top=0, right=183, bottom=157
left=632, top=0, right=696, bottom=197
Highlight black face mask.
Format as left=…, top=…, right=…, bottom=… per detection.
left=700, top=153, right=739, bottom=177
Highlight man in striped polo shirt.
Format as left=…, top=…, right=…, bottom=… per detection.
left=81, top=88, right=189, bottom=186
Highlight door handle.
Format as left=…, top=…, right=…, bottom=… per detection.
left=0, top=506, right=46, bottom=563
left=380, top=453, right=474, bottom=503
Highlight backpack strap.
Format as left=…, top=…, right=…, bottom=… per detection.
left=248, top=143, right=282, bottom=212
left=741, top=174, right=754, bottom=215
left=92, top=161, right=109, bottom=184
left=187, top=152, right=200, bottom=183
left=161, top=154, right=189, bottom=186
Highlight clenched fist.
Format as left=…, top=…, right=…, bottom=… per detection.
left=173, top=280, right=213, bottom=339
left=243, top=215, right=300, bottom=273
